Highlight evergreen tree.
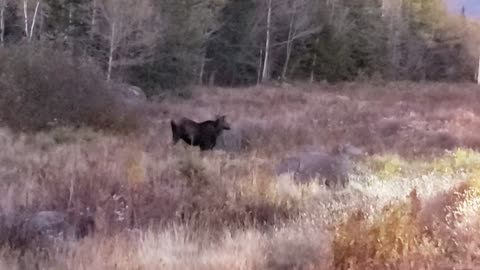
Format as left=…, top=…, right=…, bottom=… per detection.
left=204, top=0, right=259, bottom=86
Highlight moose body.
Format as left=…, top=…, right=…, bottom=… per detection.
left=170, top=115, right=231, bottom=151
left=275, top=144, right=363, bottom=189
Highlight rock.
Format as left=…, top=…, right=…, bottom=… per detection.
left=214, top=121, right=272, bottom=153
left=275, top=144, right=363, bottom=189
left=27, top=211, right=68, bottom=234
left=114, top=83, right=147, bottom=104
left=215, top=129, right=251, bottom=152
left=215, top=121, right=269, bottom=153
left=149, top=93, right=167, bottom=103
left=378, top=118, right=403, bottom=137
left=7, top=210, right=95, bottom=250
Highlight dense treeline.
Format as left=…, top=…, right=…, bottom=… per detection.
left=0, top=0, right=477, bottom=96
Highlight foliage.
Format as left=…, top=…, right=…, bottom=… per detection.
left=1, top=84, right=480, bottom=268
left=0, top=0, right=475, bottom=90
left=333, top=190, right=434, bottom=269
left=204, top=0, right=259, bottom=86
left=0, top=45, right=141, bottom=133
left=427, top=148, right=480, bottom=176
left=369, top=154, right=408, bottom=179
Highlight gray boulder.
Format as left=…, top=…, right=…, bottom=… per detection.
left=215, top=122, right=268, bottom=153
left=215, top=129, right=251, bottom=152
left=114, top=83, right=147, bottom=104
left=275, top=144, right=363, bottom=189
left=7, top=210, right=95, bottom=249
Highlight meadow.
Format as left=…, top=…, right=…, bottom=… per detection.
left=1, top=81, right=480, bottom=269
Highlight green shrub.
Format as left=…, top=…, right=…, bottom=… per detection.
left=0, top=45, right=141, bottom=133
left=428, top=148, right=480, bottom=176
left=369, top=154, right=408, bottom=179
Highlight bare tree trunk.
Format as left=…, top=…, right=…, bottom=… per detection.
left=65, top=2, right=73, bottom=45
left=388, top=8, right=397, bottom=79
left=28, top=0, right=41, bottom=42
left=310, top=37, right=319, bottom=83
left=0, top=3, right=4, bottom=48
left=209, top=70, right=216, bottom=86
left=38, top=1, right=44, bottom=42
left=91, top=0, right=97, bottom=39
left=24, top=0, right=29, bottom=38
left=477, top=55, right=480, bottom=84
left=198, top=51, right=206, bottom=85
left=329, top=0, right=336, bottom=22
left=381, top=0, right=386, bottom=17
left=281, top=6, right=296, bottom=81
left=257, top=49, right=263, bottom=85
left=107, top=22, right=116, bottom=82
left=310, top=54, right=317, bottom=83
left=261, top=0, right=272, bottom=83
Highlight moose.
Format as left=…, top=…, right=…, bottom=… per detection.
left=275, top=143, right=363, bottom=189
left=170, top=115, right=231, bottom=151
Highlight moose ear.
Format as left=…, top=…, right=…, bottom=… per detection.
left=217, top=115, right=226, bottom=121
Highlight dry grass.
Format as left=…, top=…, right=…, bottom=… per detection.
left=2, top=82, right=480, bottom=269
left=0, top=46, right=142, bottom=133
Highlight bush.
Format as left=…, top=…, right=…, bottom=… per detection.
left=0, top=45, right=141, bottom=133
left=332, top=190, right=431, bottom=269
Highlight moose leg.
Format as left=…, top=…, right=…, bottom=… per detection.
left=170, top=121, right=180, bottom=144
left=187, top=134, right=196, bottom=146
left=199, top=138, right=215, bottom=151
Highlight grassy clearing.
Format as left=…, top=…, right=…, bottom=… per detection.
left=1, top=82, right=480, bottom=269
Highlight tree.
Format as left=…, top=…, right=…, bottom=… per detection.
left=345, top=0, right=387, bottom=78
left=41, top=0, right=90, bottom=51
left=97, top=0, right=160, bottom=81
left=22, top=0, right=42, bottom=42
left=204, top=0, right=259, bottom=86
left=0, top=0, right=8, bottom=46
left=276, top=0, right=323, bottom=81
left=128, top=0, right=224, bottom=94
left=292, top=7, right=355, bottom=82
left=261, top=0, right=272, bottom=82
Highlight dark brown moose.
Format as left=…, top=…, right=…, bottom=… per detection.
left=170, top=115, right=231, bottom=151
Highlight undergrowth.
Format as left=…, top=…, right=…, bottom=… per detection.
left=1, top=83, right=480, bottom=269
left=0, top=45, right=142, bottom=133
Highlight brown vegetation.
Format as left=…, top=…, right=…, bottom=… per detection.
left=0, top=46, right=142, bottom=133
left=161, top=82, right=480, bottom=157
left=1, top=82, right=480, bottom=268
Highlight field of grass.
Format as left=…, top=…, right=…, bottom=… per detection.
left=2, top=81, right=480, bottom=269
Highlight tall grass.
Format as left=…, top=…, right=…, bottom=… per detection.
left=1, top=82, right=480, bottom=268
left=0, top=45, right=142, bottom=133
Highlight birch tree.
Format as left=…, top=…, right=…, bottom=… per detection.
left=278, top=0, right=322, bottom=81
left=125, top=0, right=225, bottom=93
left=176, top=0, right=224, bottom=85
left=0, top=0, right=8, bottom=47
left=261, top=0, right=272, bottom=82
left=90, top=0, right=96, bottom=39
left=22, top=0, right=42, bottom=41
left=98, top=0, right=160, bottom=81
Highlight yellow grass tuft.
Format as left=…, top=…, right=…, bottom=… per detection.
left=369, top=154, right=408, bottom=179
left=332, top=189, right=435, bottom=269
left=125, top=145, right=147, bottom=187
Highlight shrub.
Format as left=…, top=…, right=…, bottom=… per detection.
left=0, top=45, right=141, bottom=133
left=428, top=148, right=480, bottom=177
left=332, top=190, right=435, bottom=269
left=369, top=154, right=408, bottom=179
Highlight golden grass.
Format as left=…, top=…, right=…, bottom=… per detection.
left=2, top=82, right=480, bottom=269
